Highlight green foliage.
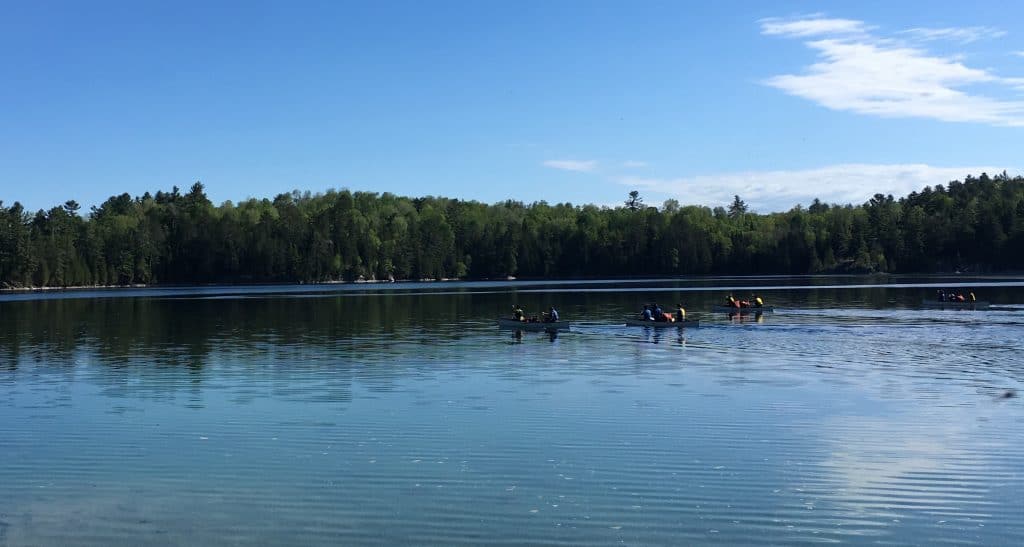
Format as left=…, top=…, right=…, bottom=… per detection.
left=728, top=195, right=748, bottom=219
left=2, top=172, right=1023, bottom=287
left=625, top=190, right=643, bottom=211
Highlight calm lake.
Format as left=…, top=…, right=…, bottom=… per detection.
left=2, top=276, right=1023, bottom=545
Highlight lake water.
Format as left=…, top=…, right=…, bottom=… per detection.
left=2, top=276, right=1023, bottom=545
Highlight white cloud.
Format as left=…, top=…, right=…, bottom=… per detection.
left=762, top=15, right=1024, bottom=126
left=760, top=16, right=871, bottom=38
left=618, top=163, right=1009, bottom=212
left=900, top=26, right=1006, bottom=44
left=1014, top=51, right=1024, bottom=58
left=622, top=160, right=648, bottom=168
left=542, top=159, right=597, bottom=172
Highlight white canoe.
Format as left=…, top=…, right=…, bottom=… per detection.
left=624, top=317, right=700, bottom=328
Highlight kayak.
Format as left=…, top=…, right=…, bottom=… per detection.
left=624, top=317, right=700, bottom=328
left=713, top=305, right=774, bottom=313
left=496, top=317, right=570, bottom=331
left=920, top=300, right=990, bottom=309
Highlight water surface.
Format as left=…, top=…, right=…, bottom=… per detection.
left=2, top=277, right=1023, bottom=545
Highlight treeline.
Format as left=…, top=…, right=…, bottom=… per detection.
left=2, top=172, right=1023, bottom=287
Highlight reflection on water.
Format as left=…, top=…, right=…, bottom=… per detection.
left=1, top=278, right=1023, bottom=545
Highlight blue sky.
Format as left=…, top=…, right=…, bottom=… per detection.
left=2, top=0, right=1023, bottom=213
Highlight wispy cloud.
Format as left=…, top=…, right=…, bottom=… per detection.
left=618, top=163, right=1008, bottom=212
left=1014, top=51, right=1024, bottom=58
left=760, top=15, right=871, bottom=38
left=762, top=15, right=1024, bottom=126
left=542, top=159, right=597, bottom=172
left=621, top=160, right=647, bottom=168
left=900, top=26, right=1006, bottom=44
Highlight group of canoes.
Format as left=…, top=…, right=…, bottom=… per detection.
left=499, top=298, right=750, bottom=331
left=499, top=290, right=994, bottom=332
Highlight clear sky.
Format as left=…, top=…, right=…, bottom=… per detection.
left=2, top=0, right=1023, bottom=212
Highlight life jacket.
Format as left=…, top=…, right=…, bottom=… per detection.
left=755, top=297, right=764, bottom=307
left=969, top=292, right=976, bottom=302
left=676, top=307, right=686, bottom=321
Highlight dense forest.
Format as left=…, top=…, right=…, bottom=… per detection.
left=2, top=172, right=1023, bottom=288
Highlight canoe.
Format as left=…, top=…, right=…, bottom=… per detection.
left=624, top=317, right=700, bottom=328
left=920, top=300, right=990, bottom=309
left=713, top=305, right=774, bottom=313
left=496, top=318, right=571, bottom=331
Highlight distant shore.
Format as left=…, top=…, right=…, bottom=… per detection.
left=3, top=272, right=1019, bottom=295
left=0, top=276, right=517, bottom=294
left=0, top=283, right=150, bottom=293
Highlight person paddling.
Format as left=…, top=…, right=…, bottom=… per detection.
left=543, top=306, right=559, bottom=323
left=512, top=304, right=525, bottom=322
left=675, top=303, right=686, bottom=322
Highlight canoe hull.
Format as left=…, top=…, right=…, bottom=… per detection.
left=713, top=306, right=773, bottom=313
left=497, top=318, right=570, bottom=331
left=920, top=300, right=989, bottom=309
left=624, top=318, right=699, bottom=328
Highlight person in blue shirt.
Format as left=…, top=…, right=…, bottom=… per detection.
left=652, top=303, right=664, bottom=321
left=543, top=306, right=559, bottom=323
left=640, top=305, right=653, bottom=321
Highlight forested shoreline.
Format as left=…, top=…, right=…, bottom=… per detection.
left=2, top=172, right=1023, bottom=288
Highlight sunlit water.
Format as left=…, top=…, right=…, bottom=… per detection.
left=2, top=276, right=1023, bottom=545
